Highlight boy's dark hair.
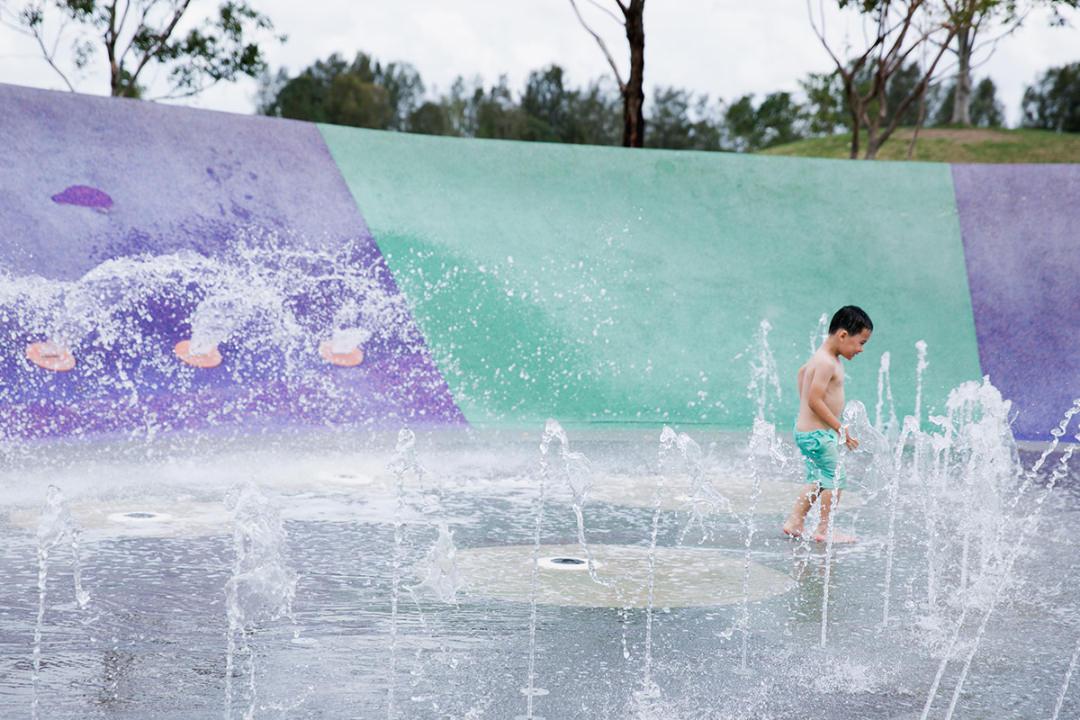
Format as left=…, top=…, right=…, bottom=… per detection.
left=829, top=305, right=873, bottom=336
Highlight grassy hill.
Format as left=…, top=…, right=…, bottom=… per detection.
left=761, top=127, right=1080, bottom=163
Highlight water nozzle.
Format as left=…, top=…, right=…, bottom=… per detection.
left=26, top=341, right=76, bottom=372
left=174, top=339, right=222, bottom=368
left=319, top=327, right=369, bottom=367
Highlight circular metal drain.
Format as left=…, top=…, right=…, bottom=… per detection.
left=538, top=556, right=591, bottom=571
left=315, top=470, right=374, bottom=486
left=107, top=511, right=174, bottom=524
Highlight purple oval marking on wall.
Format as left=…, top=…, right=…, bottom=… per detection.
left=51, top=185, right=113, bottom=210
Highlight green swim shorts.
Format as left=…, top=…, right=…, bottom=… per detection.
left=793, top=428, right=846, bottom=490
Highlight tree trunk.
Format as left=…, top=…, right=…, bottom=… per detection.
left=848, top=105, right=861, bottom=159
left=622, top=0, right=645, bottom=147
left=950, top=27, right=973, bottom=126
left=110, top=66, right=123, bottom=96
left=864, top=131, right=882, bottom=160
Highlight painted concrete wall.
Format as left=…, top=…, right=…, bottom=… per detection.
left=321, top=126, right=982, bottom=432
left=0, top=83, right=1074, bottom=440
left=951, top=165, right=1080, bottom=439
left=0, top=83, right=461, bottom=440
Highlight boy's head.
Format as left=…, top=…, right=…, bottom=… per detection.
left=828, top=305, right=873, bottom=360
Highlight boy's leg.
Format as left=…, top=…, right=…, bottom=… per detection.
left=783, top=484, right=819, bottom=538
left=813, top=489, right=857, bottom=543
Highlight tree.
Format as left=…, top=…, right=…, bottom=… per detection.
left=567, top=78, right=622, bottom=145
left=520, top=65, right=574, bottom=142
left=722, top=92, right=806, bottom=151
left=1022, top=62, right=1080, bottom=132
left=646, top=86, right=695, bottom=150
left=5, top=0, right=280, bottom=99
left=260, top=52, right=424, bottom=131
left=969, top=76, right=1004, bottom=126
left=408, top=101, right=452, bottom=136
left=326, top=73, right=393, bottom=130
left=935, top=74, right=1003, bottom=125
left=800, top=71, right=849, bottom=135
left=809, top=0, right=958, bottom=158
left=939, top=0, right=1078, bottom=126
left=568, top=0, right=646, bottom=147
left=469, top=76, right=529, bottom=140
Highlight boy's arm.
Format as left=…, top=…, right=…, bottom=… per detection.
left=807, top=362, right=842, bottom=433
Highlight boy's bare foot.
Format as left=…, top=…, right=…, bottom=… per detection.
left=782, top=520, right=803, bottom=539
left=812, top=530, right=857, bottom=544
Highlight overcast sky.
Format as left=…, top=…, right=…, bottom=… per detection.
left=1, top=1, right=1078, bottom=126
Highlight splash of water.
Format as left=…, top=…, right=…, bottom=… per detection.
left=746, top=319, right=782, bottom=423
left=413, top=522, right=462, bottom=604
left=919, top=395, right=1077, bottom=720
left=385, top=428, right=424, bottom=719
left=1052, top=632, right=1080, bottom=720
left=636, top=427, right=678, bottom=700
left=809, top=312, right=829, bottom=355
left=0, top=231, right=424, bottom=446
left=913, top=340, right=929, bottom=428
left=520, top=422, right=555, bottom=719
left=874, top=352, right=898, bottom=438
left=223, top=482, right=296, bottom=720
left=31, top=486, right=90, bottom=720
left=540, top=419, right=608, bottom=586
left=669, top=428, right=732, bottom=545
left=329, top=300, right=374, bottom=353
left=736, top=419, right=774, bottom=669
left=882, top=416, right=920, bottom=626
left=189, top=295, right=243, bottom=354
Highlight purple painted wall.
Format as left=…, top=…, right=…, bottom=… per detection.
left=951, top=164, right=1080, bottom=439
left=0, top=83, right=464, bottom=439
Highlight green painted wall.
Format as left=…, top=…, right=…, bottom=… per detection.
left=320, top=126, right=982, bottom=430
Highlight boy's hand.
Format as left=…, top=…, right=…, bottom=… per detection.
left=843, top=428, right=859, bottom=451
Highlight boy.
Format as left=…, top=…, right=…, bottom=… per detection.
left=782, top=305, right=873, bottom=543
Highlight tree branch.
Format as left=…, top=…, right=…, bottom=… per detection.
left=119, top=0, right=159, bottom=68
left=127, top=0, right=193, bottom=89
left=585, top=0, right=623, bottom=25
left=568, top=0, right=626, bottom=90
left=878, top=24, right=957, bottom=147
left=29, top=16, right=76, bottom=91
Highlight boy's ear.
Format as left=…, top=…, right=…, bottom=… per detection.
left=837, top=329, right=849, bottom=340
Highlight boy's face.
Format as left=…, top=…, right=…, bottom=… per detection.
left=837, top=328, right=872, bottom=360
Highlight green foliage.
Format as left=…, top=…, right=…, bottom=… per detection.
left=408, top=102, right=452, bottom=136
left=260, top=48, right=1016, bottom=154
left=800, top=72, right=848, bottom=135
left=13, top=0, right=280, bottom=98
left=260, top=52, right=423, bottom=131
left=1022, top=62, right=1080, bottom=132
left=646, top=87, right=721, bottom=151
left=970, top=78, right=1005, bottom=127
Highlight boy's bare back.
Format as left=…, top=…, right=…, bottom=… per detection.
left=796, top=349, right=845, bottom=433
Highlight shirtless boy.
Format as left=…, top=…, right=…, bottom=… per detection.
left=782, top=306, right=873, bottom=543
